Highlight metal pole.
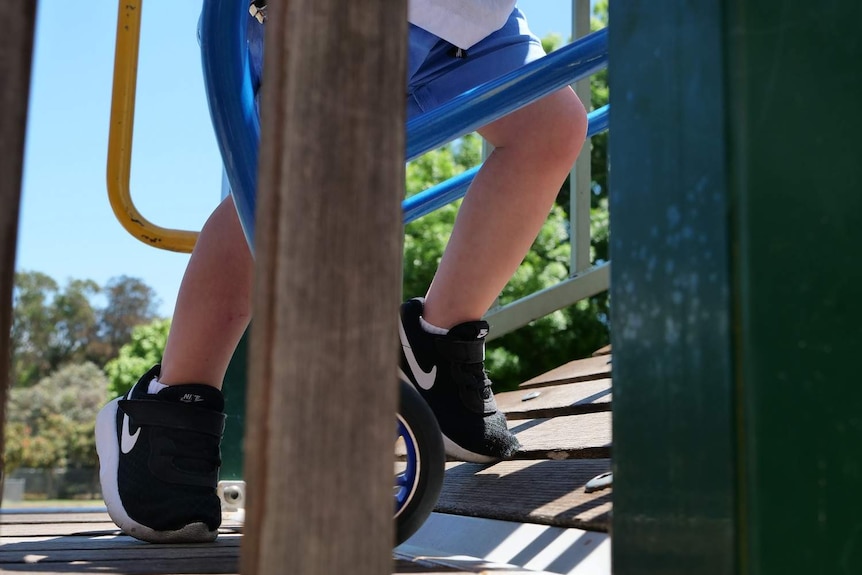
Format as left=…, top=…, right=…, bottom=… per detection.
left=570, top=0, right=593, bottom=274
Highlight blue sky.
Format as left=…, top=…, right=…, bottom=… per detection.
left=17, top=0, right=581, bottom=317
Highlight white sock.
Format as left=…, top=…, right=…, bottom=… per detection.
left=420, top=316, right=449, bottom=335
left=147, top=376, right=169, bottom=395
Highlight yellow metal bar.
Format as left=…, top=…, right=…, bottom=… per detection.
left=106, top=0, right=199, bottom=253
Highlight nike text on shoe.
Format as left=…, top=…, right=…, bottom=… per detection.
left=399, top=297, right=521, bottom=463
left=95, top=365, right=226, bottom=543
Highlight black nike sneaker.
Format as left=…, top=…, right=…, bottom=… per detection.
left=398, top=297, right=521, bottom=463
left=95, top=365, right=225, bottom=543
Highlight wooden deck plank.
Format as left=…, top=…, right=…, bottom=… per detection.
left=1, top=515, right=599, bottom=574
left=0, top=523, right=120, bottom=537
left=0, top=533, right=241, bottom=554
left=497, top=378, right=611, bottom=420
left=397, top=411, right=612, bottom=461
left=0, top=560, right=469, bottom=575
left=591, top=344, right=612, bottom=356
left=519, top=355, right=612, bottom=389
left=0, top=514, right=243, bottom=538
left=436, top=459, right=611, bottom=532
left=1, top=512, right=113, bottom=525
left=0, top=557, right=240, bottom=575
left=0, top=518, right=478, bottom=575
left=0, top=541, right=241, bottom=563
left=0, top=525, right=240, bottom=574
left=392, top=561, right=480, bottom=574
left=510, top=412, right=612, bottom=459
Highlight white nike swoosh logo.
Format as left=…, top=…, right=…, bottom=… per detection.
left=121, top=412, right=141, bottom=454
left=399, top=321, right=436, bottom=390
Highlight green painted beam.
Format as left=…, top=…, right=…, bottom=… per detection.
left=608, top=2, right=737, bottom=573
left=727, top=1, right=862, bottom=573
left=611, top=0, right=862, bottom=573
left=221, top=330, right=249, bottom=480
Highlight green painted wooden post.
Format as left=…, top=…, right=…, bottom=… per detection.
left=609, top=3, right=736, bottom=573
left=611, top=1, right=862, bottom=573
left=727, top=1, right=862, bottom=573
left=220, top=330, right=249, bottom=480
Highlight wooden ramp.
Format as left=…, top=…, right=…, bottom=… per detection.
left=0, top=353, right=613, bottom=574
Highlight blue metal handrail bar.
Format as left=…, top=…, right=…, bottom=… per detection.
left=199, top=0, right=260, bottom=249
left=403, top=104, right=608, bottom=224
left=199, top=0, right=609, bottom=249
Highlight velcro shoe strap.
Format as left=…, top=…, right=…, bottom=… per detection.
left=434, top=339, right=485, bottom=363
left=119, top=399, right=226, bottom=438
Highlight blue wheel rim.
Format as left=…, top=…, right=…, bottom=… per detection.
left=395, top=415, right=419, bottom=515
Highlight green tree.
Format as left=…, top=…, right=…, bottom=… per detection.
left=402, top=136, right=479, bottom=299
left=50, top=278, right=100, bottom=369
left=9, top=272, right=161, bottom=386
left=104, top=317, right=171, bottom=397
left=4, top=362, right=109, bottom=472
left=11, top=271, right=59, bottom=386
left=11, top=272, right=100, bottom=386
left=95, top=276, right=160, bottom=364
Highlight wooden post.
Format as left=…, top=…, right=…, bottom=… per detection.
left=0, top=3, right=37, bottom=491
left=242, top=1, right=406, bottom=574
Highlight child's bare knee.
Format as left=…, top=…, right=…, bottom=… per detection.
left=542, top=90, right=588, bottom=167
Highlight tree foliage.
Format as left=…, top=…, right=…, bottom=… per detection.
left=104, top=318, right=171, bottom=398
left=11, top=271, right=59, bottom=387
left=6, top=273, right=161, bottom=471
left=4, top=362, right=109, bottom=472
left=97, top=276, right=160, bottom=362
left=9, top=272, right=160, bottom=386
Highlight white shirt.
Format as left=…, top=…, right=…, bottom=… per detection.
left=408, top=0, right=517, bottom=49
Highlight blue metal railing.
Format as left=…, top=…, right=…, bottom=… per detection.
left=199, top=0, right=260, bottom=250
left=199, top=1, right=609, bottom=249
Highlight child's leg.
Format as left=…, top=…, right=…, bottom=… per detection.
left=399, top=10, right=587, bottom=462
left=153, top=10, right=265, bottom=389
left=399, top=87, right=585, bottom=462
left=96, top=13, right=259, bottom=545
left=95, top=195, right=251, bottom=543
left=159, top=195, right=254, bottom=388
left=423, top=86, right=587, bottom=328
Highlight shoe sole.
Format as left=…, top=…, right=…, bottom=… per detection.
left=95, top=398, right=218, bottom=543
left=397, top=368, right=499, bottom=464
left=441, top=435, right=497, bottom=464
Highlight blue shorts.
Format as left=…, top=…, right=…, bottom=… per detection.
left=246, top=8, right=545, bottom=122
left=406, top=8, right=545, bottom=120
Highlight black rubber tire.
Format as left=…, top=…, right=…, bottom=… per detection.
left=395, top=378, right=445, bottom=545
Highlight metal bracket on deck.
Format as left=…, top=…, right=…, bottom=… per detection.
left=585, top=472, right=613, bottom=494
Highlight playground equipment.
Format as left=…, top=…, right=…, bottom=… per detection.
left=0, top=0, right=850, bottom=571
left=106, top=0, right=609, bottom=548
